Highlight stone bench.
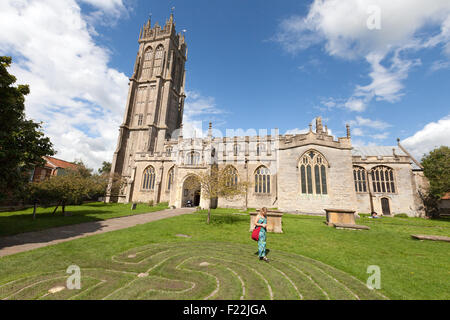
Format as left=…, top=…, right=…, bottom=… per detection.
left=249, top=211, right=283, bottom=233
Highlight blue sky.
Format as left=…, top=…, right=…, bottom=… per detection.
left=1, top=0, right=449, bottom=169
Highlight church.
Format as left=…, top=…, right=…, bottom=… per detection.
left=106, top=15, right=428, bottom=217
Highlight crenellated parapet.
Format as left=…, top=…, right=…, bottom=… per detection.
left=138, top=13, right=187, bottom=55
left=279, top=122, right=352, bottom=150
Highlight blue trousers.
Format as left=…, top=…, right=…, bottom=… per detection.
left=258, top=229, right=266, bottom=257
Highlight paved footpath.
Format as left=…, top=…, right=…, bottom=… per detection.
left=0, top=207, right=196, bottom=258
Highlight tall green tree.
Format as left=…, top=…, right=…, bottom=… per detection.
left=421, top=146, right=450, bottom=198
left=0, top=56, right=55, bottom=201
left=98, top=161, right=112, bottom=175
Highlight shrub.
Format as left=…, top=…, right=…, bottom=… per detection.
left=394, top=213, right=409, bottom=218
left=148, top=200, right=154, bottom=207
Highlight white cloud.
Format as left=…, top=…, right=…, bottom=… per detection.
left=353, top=128, right=364, bottom=136
left=182, top=91, right=226, bottom=138
left=352, top=139, right=379, bottom=147
left=430, top=59, right=450, bottom=72
left=285, top=128, right=309, bottom=135
left=78, top=0, right=130, bottom=26
left=348, top=116, right=391, bottom=130
left=371, top=132, right=389, bottom=140
left=402, top=115, right=450, bottom=159
left=274, top=0, right=450, bottom=112
left=80, top=0, right=125, bottom=11
left=275, top=0, right=450, bottom=58
left=344, top=98, right=366, bottom=112
left=0, top=0, right=129, bottom=170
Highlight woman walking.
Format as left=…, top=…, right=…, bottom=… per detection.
left=255, top=207, right=269, bottom=262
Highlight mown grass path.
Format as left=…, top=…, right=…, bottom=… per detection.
left=0, top=209, right=448, bottom=299
left=0, top=241, right=387, bottom=300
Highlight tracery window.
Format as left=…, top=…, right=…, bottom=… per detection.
left=255, top=166, right=270, bottom=194
left=225, top=166, right=238, bottom=187
left=165, top=146, right=173, bottom=156
left=299, top=150, right=328, bottom=195
left=353, top=166, right=368, bottom=193
left=371, top=166, right=395, bottom=193
left=142, top=166, right=156, bottom=190
left=186, top=151, right=200, bottom=165
left=153, top=45, right=164, bottom=76
left=140, top=47, right=153, bottom=79
left=167, top=167, right=174, bottom=190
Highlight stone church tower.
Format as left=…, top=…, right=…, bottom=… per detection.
left=107, top=14, right=187, bottom=201
left=107, top=15, right=427, bottom=217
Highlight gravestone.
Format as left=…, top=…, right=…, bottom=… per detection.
left=249, top=211, right=283, bottom=233
left=325, top=209, right=356, bottom=225
left=325, top=208, right=370, bottom=230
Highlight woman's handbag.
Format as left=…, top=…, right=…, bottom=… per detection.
left=251, top=226, right=261, bottom=241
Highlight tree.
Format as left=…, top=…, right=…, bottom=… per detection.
left=28, top=167, right=125, bottom=215
left=0, top=56, right=55, bottom=201
left=73, top=159, right=93, bottom=178
left=421, top=146, right=450, bottom=218
left=185, top=165, right=248, bottom=224
left=421, top=146, right=450, bottom=198
left=98, top=161, right=111, bottom=175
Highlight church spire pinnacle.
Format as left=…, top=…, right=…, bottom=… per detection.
left=147, top=13, right=152, bottom=28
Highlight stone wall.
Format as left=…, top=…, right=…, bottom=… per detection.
left=277, top=145, right=356, bottom=214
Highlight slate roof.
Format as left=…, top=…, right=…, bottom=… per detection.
left=351, top=146, right=407, bottom=157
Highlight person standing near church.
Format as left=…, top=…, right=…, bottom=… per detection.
left=255, top=207, right=269, bottom=262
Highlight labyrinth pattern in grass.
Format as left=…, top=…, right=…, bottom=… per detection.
left=0, top=242, right=387, bottom=300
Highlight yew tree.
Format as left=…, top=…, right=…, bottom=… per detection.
left=0, top=56, right=54, bottom=201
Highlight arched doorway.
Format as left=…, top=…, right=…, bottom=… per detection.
left=381, top=198, right=391, bottom=216
left=182, top=175, right=201, bottom=207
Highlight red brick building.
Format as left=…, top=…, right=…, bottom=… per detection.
left=30, top=156, right=78, bottom=182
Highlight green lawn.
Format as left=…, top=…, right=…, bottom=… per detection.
left=0, top=209, right=449, bottom=300
left=0, top=202, right=169, bottom=237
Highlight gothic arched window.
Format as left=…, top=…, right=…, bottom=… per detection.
left=141, top=47, right=153, bottom=79
left=371, top=166, right=395, bottom=193
left=167, top=167, right=174, bottom=190
left=255, top=166, right=270, bottom=194
left=153, top=45, right=164, bottom=76
left=186, top=151, right=200, bottom=165
left=299, top=150, right=328, bottom=195
left=353, top=166, right=368, bottom=193
left=225, top=165, right=238, bottom=187
left=142, top=166, right=156, bottom=190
